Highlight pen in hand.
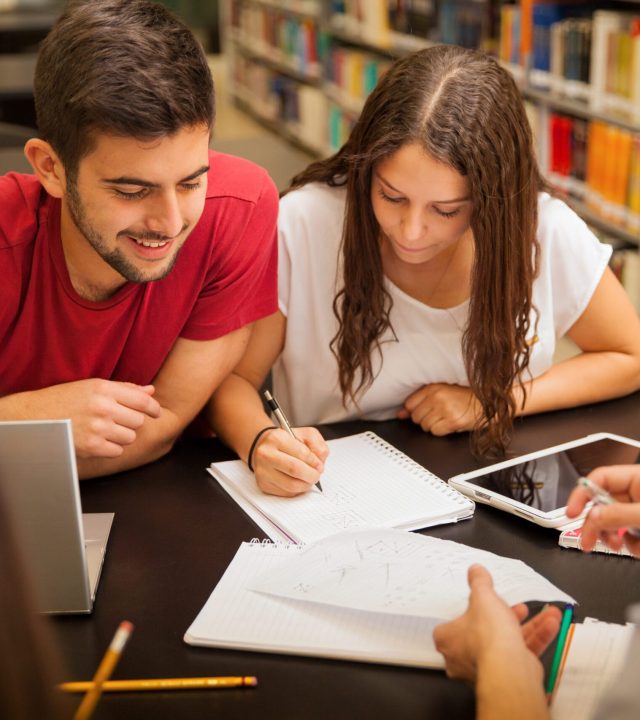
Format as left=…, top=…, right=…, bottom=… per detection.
left=545, top=603, right=574, bottom=697
left=578, top=476, right=640, bottom=539
left=263, top=390, right=323, bottom=493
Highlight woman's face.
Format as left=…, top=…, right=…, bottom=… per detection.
left=371, top=143, right=473, bottom=266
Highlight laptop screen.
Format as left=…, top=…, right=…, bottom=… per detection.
left=0, top=420, right=112, bottom=614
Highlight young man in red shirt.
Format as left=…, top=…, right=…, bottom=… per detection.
left=0, top=0, right=278, bottom=478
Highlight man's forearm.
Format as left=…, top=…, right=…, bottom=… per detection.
left=77, top=407, right=181, bottom=478
left=476, top=648, right=549, bottom=720
left=208, top=373, right=274, bottom=463
left=0, top=388, right=59, bottom=420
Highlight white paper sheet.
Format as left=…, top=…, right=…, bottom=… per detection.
left=251, top=528, right=575, bottom=619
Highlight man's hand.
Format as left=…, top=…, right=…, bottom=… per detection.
left=20, top=379, right=161, bottom=458
left=398, top=383, right=481, bottom=435
left=433, top=565, right=561, bottom=682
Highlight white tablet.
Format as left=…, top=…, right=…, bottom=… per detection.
left=448, top=433, right=640, bottom=529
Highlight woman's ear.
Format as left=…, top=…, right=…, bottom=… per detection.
left=24, top=139, right=67, bottom=199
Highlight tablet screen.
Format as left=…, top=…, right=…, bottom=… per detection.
left=469, top=438, right=640, bottom=512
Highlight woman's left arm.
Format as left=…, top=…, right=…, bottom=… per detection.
left=401, top=268, right=640, bottom=434
left=516, top=267, right=640, bottom=415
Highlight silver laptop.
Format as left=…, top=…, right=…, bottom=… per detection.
left=0, top=419, right=113, bottom=614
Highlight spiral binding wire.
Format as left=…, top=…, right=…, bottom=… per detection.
left=249, top=538, right=304, bottom=548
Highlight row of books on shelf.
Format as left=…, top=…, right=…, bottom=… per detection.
left=230, top=53, right=362, bottom=154
left=229, top=2, right=322, bottom=77
left=536, top=106, right=640, bottom=234
left=232, top=1, right=640, bottom=131
left=324, top=46, right=391, bottom=111
left=231, top=38, right=390, bottom=114
left=230, top=0, right=496, bottom=52
left=329, top=0, right=495, bottom=51
left=231, top=55, right=327, bottom=154
left=501, top=6, right=640, bottom=120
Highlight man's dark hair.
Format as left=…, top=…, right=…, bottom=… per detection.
left=34, top=0, right=215, bottom=178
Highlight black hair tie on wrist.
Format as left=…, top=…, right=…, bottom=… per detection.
left=247, top=426, right=277, bottom=472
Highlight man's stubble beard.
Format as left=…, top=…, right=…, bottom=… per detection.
left=65, top=178, right=185, bottom=284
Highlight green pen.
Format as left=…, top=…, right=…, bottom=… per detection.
left=546, top=603, right=574, bottom=696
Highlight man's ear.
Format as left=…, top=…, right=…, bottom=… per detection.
left=24, top=139, right=67, bottom=199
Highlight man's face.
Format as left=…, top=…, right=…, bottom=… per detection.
left=62, top=124, right=211, bottom=290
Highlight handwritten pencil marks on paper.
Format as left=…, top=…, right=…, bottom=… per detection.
left=251, top=528, right=575, bottom=621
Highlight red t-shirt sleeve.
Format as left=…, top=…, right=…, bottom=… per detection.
left=179, top=167, right=279, bottom=340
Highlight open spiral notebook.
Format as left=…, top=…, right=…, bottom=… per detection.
left=207, top=431, right=475, bottom=543
left=185, top=538, right=446, bottom=668
left=184, top=529, right=575, bottom=668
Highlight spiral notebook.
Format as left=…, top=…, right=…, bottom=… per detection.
left=207, top=432, right=474, bottom=543
left=184, top=539, right=445, bottom=668
left=558, top=527, right=638, bottom=558
left=184, top=529, right=574, bottom=667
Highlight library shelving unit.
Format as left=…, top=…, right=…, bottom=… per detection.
left=222, top=1, right=640, bottom=281
left=224, top=0, right=327, bottom=154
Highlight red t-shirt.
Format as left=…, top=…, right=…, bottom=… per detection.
left=0, top=151, right=278, bottom=394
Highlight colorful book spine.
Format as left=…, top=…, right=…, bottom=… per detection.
left=530, top=12, right=591, bottom=100
left=388, top=0, right=439, bottom=42
left=532, top=2, right=570, bottom=73
left=230, top=1, right=321, bottom=79
left=440, top=0, right=493, bottom=50
left=324, top=43, right=391, bottom=113
left=628, top=137, right=640, bottom=235
left=499, top=3, right=520, bottom=66
left=545, top=110, right=638, bottom=233
left=590, top=9, right=640, bottom=118
left=329, top=0, right=390, bottom=46
left=632, top=19, right=640, bottom=123
left=328, top=103, right=357, bottom=153
left=230, top=52, right=326, bottom=155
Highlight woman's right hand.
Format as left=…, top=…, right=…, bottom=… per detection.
left=251, top=426, right=329, bottom=496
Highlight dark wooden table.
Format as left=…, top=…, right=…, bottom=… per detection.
left=52, top=392, right=640, bottom=719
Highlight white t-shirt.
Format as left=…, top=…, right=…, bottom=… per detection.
left=273, top=183, right=611, bottom=426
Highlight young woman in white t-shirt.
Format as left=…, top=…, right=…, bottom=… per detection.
left=208, top=45, right=640, bottom=497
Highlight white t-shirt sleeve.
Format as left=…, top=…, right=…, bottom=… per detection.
left=277, top=193, right=296, bottom=318
left=536, top=194, right=612, bottom=339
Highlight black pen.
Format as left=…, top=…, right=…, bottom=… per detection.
left=263, top=390, right=323, bottom=493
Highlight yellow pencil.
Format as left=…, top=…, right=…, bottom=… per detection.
left=73, top=621, right=134, bottom=720
left=60, top=676, right=258, bottom=692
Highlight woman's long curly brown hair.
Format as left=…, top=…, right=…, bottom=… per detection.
left=285, top=45, right=545, bottom=457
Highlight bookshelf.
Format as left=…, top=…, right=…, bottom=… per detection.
left=222, top=1, right=640, bottom=266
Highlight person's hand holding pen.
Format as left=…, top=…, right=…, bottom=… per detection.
left=247, top=391, right=329, bottom=497
left=565, top=465, right=640, bottom=556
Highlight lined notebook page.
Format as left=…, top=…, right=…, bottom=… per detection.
left=184, top=541, right=445, bottom=668
left=551, top=619, right=636, bottom=720
left=209, top=432, right=473, bottom=544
